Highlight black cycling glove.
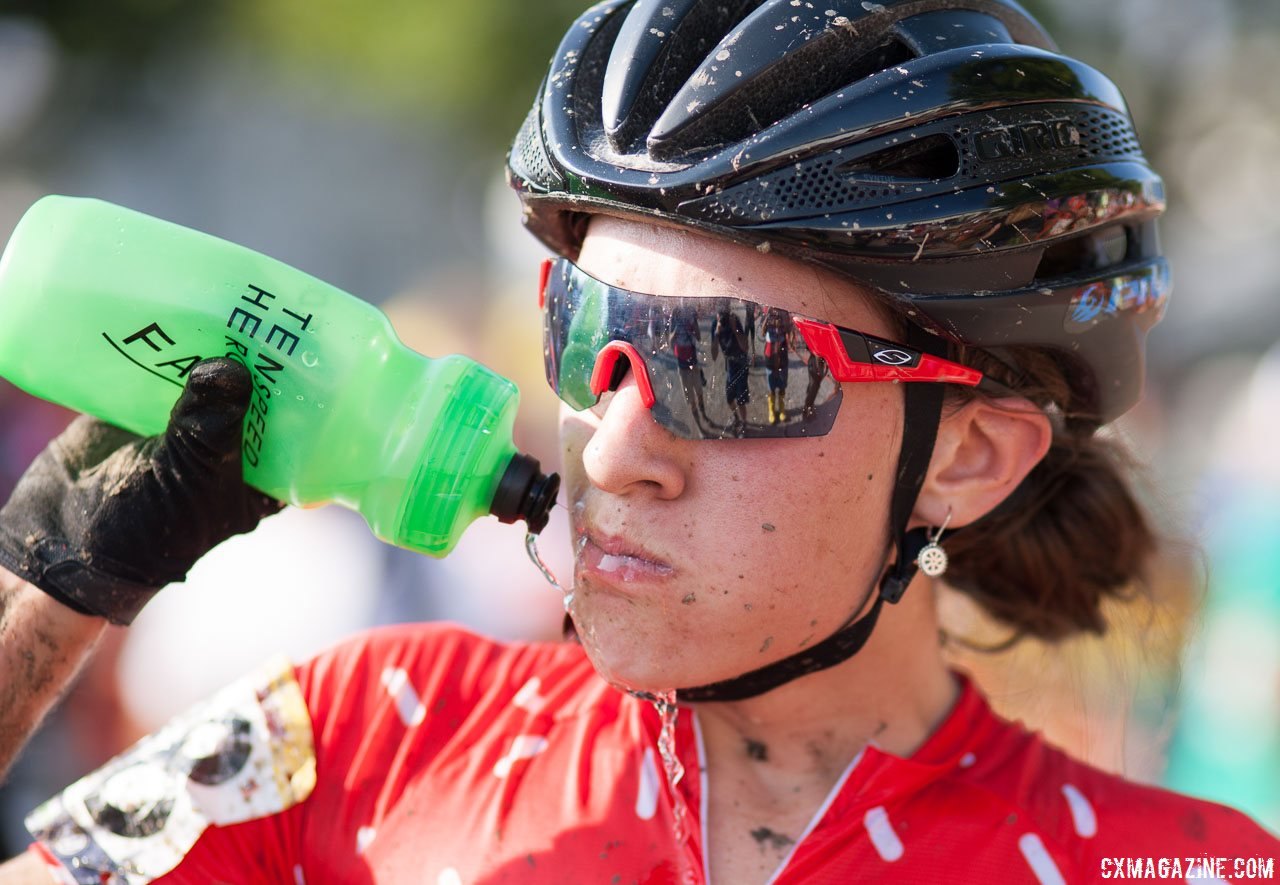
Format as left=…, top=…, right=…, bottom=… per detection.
left=0, top=358, right=283, bottom=625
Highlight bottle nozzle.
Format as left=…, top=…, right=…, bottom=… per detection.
left=491, top=453, right=560, bottom=534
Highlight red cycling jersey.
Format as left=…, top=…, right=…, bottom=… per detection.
left=27, top=623, right=1278, bottom=884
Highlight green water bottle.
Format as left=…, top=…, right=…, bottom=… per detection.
left=0, top=195, right=559, bottom=556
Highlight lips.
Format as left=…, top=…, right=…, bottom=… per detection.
left=577, top=529, right=675, bottom=584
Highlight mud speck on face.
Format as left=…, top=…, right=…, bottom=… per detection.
left=744, top=739, right=768, bottom=762
left=761, top=523, right=776, bottom=533
left=682, top=593, right=697, bottom=605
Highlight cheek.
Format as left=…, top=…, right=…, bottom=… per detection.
left=556, top=387, right=902, bottom=691
left=682, top=390, right=903, bottom=619
left=722, top=441, right=894, bottom=577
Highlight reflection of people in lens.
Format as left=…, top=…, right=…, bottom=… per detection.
left=763, top=309, right=792, bottom=424
left=804, top=353, right=830, bottom=421
left=669, top=305, right=706, bottom=420
left=710, top=307, right=750, bottom=430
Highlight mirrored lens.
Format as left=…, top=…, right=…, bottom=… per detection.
left=543, top=261, right=844, bottom=439
left=647, top=302, right=843, bottom=439
left=543, top=261, right=610, bottom=410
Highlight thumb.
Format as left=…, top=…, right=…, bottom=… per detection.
left=165, top=357, right=254, bottom=464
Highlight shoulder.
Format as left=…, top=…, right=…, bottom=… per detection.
left=298, top=622, right=595, bottom=726
left=299, top=617, right=593, bottom=706
left=1025, top=740, right=1276, bottom=856
left=950, top=689, right=1278, bottom=867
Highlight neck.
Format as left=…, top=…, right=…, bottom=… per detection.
left=690, top=577, right=958, bottom=786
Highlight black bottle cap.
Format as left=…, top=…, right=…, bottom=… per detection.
left=490, top=453, right=560, bottom=534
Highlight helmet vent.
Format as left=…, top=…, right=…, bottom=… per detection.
left=704, top=155, right=907, bottom=220
left=649, top=36, right=915, bottom=162
left=841, top=135, right=960, bottom=181
left=1034, top=224, right=1132, bottom=281
left=604, top=0, right=765, bottom=153
left=1078, top=110, right=1142, bottom=159
left=511, top=105, right=560, bottom=190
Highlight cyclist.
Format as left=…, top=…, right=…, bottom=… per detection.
left=0, top=1, right=1276, bottom=882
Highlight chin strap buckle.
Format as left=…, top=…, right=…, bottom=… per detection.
left=878, top=526, right=933, bottom=604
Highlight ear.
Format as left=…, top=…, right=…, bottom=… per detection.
left=913, top=397, right=1052, bottom=529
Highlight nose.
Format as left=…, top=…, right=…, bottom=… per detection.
left=579, top=346, right=687, bottom=500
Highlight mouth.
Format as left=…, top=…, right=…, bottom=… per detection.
left=576, top=529, right=675, bottom=585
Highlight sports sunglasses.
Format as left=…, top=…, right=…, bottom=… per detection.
left=539, top=257, right=1002, bottom=440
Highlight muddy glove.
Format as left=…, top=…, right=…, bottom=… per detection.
left=0, top=358, right=283, bottom=625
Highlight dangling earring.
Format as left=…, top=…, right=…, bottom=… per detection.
left=916, top=509, right=953, bottom=578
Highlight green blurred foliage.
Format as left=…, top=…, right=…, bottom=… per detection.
left=14, top=0, right=1063, bottom=151
left=226, top=0, right=590, bottom=144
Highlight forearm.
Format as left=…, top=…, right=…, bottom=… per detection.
left=0, top=566, right=106, bottom=782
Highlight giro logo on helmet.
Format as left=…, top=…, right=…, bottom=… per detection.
left=974, top=120, right=1081, bottom=162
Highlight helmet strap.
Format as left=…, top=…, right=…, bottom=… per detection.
left=676, top=325, right=947, bottom=703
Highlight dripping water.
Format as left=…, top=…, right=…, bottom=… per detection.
left=655, top=690, right=688, bottom=844
left=525, top=532, right=573, bottom=610
left=633, top=689, right=688, bottom=845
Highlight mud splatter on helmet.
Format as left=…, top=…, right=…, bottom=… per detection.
left=510, top=0, right=1168, bottom=423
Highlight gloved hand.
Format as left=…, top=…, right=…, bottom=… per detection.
left=0, top=358, right=283, bottom=625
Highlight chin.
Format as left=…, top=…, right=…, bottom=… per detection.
left=568, top=588, right=750, bottom=697
left=569, top=593, right=698, bottom=695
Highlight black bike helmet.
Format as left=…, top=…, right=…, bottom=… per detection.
left=509, top=0, right=1170, bottom=701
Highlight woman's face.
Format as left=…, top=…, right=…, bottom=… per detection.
left=560, top=216, right=904, bottom=694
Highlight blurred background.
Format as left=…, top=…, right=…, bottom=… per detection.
left=0, top=0, right=1276, bottom=853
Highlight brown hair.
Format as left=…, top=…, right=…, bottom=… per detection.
left=939, top=346, right=1158, bottom=642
